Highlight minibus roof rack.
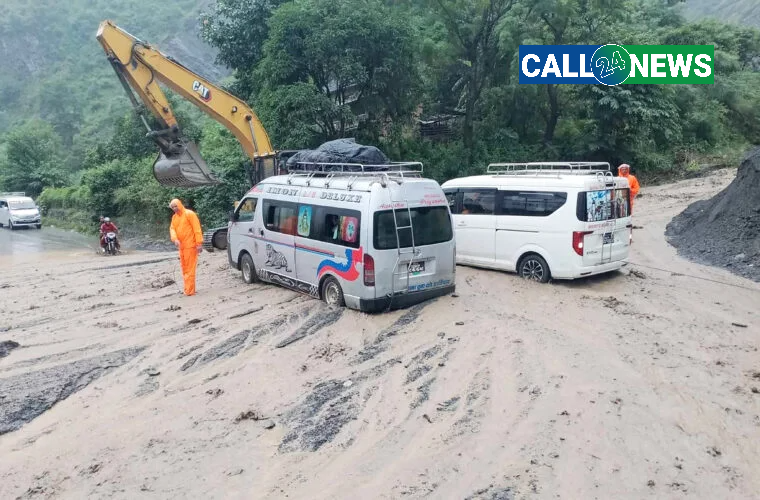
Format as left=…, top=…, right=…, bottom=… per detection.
left=0, top=191, right=27, bottom=197
left=487, top=162, right=611, bottom=175
left=285, top=161, right=424, bottom=187
left=287, top=161, right=423, bottom=175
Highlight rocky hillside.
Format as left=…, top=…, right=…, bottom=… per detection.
left=680, top=0, right=760, bottom=27
left=0, top=0, right=227, bottom=136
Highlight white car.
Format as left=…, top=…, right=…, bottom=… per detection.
left=0, top=192, right=42, bottom=229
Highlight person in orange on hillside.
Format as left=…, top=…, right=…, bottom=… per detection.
left=617, top=163, right=640, bottom=213
left=169, top=198, right=203, bottom=296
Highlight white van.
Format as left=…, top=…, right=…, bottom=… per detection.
left=441, top=162, right=632, bottom=282
left=226, top=162, right=456, bottom=312
left=0, top=192, right=42, bottom=229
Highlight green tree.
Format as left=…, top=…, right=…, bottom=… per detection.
left=427, top=0, right=517, bottom=163
left=255, top=0, right=419, bottom=146
left=0, top=120, right=67, bottom=197
left=200, top=0, right=288, bottom=99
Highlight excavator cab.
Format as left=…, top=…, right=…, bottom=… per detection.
left=153, top=139, right=220, bottom=188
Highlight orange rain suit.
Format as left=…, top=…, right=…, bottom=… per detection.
left=621, top=173, right=640, bottom=213
left=169, top=199, right=203, bottom=296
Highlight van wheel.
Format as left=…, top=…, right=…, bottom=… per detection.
left=240, top=253, right=258, bottom=284
left=321, top=277, right=345, bottom=307
left=519, top=254, right=550, bottom=283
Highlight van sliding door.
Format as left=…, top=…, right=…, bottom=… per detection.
left=456, top=188, right=496, bottom=266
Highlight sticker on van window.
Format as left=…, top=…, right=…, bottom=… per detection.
left=586, top=190, right=611, bottom=222
left=613, top=189, right=630, bottom=218
left=341, top=216, right=358, bottom=243
left=297, top=206, right=312, bottom=237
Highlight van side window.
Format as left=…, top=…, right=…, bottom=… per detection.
left=443, top=189, right=459, bottom=214
left=264, top=200, right=298, bottom=235
left=461, top=190, right=495, bottom=215
left=498, top=191, right=567, bottom=216
left=298, top=205, right=361, bottom=248
left=236, top=197, right=257, bottom=222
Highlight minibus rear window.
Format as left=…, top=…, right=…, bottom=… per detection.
left=576, top=188, right=630, bottom=221
left=374, top=206, right=453, bottom=250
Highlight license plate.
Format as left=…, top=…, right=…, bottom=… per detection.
left=603, top=232, right=614, bottom=244
left=408, top=261, right=425, bottom=274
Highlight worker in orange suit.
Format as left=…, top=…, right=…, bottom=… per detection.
left=169, top=198, right=203, bottom=296
left=617, top=163, right=640, bottom=214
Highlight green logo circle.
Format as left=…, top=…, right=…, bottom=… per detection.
left=591, top=44, right=631, bottom=86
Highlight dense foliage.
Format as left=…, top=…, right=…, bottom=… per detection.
left=2, top=0, right=759, bottom=235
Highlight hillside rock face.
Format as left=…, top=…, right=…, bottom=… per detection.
left=666, top=147, right=760, bottom=282
left=681, top=0, right=760, bottom=28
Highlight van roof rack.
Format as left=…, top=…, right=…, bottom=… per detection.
left=285, top=161, right=424, bottom=188
left=287, top=161, right=423, bottom=175
left=0, top=191, right=27, bottom=197
left=487, top=162, right=611, bottom=175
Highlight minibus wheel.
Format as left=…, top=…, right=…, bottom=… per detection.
left=240, top=253, right=258, bottom=284
left=321, top=277, right=345, bottom=307
left=518, top=254, right=550, bottom=283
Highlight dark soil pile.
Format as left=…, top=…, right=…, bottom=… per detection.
left=666, top=147, right=760, bottom=282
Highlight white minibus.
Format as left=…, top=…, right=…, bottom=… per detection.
left=226, top=162, right=456, bottom=312
left=441, top=162, right=632, bottom=282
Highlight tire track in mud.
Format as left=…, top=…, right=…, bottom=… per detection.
left=278, top=359, right=398, bottom=453
left=178, top=303, right=343, bottom=372
left=277, top=301, right=449, bottom=454
left=354, top=301, right=436, bottom=364
left=0, top=346, right=144, bottom=435
left=0, top=343, right=107, bottom=372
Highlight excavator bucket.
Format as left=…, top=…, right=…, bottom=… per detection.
left=152, top=141, right=221, bottom=188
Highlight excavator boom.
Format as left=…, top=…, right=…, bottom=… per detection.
left=96, top=20, right=277, bottom=187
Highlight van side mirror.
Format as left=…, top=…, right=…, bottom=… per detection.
left=228, top=210, right=236, bottom=222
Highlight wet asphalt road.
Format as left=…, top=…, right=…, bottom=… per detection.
left=0, top=225, right=95, bottom=256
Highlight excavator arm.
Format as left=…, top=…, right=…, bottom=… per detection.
left=96, top=20, right=277, bottom=188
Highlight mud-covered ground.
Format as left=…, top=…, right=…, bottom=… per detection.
left=1, top=169, right=759, bottom=499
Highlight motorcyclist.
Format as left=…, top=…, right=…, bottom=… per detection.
left=100, top=217, right=121, bottom=252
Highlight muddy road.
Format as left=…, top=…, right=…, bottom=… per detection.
left=0, top=226, right=95, bottom=258
left=1, top=169, right=759, bottom=499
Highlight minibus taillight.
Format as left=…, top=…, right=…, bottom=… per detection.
left=572, top=231, right=593, bottom=256
left=364, top=254, right=375, bottom=286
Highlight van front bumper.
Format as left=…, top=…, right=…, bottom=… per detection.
left=10, top=218, right=40, bottom=226
left=358, top=284, right=456, bottom=313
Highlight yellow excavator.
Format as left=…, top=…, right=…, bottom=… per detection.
left=96, top=20, right=284, bottom=188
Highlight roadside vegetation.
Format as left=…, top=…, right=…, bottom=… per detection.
left=1, top=0, right=759, bottom=235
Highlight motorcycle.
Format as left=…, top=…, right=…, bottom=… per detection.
left=104, top=232, right=119, bottom=255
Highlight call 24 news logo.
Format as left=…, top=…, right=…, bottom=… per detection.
left=519, top=44, right=714, bottom=85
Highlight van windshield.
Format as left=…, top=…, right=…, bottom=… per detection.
left=374, top=206, right=453, bottom=250
left=9, top=199, right=36, bottom=210
left=576, top=188, right=630, bottom=221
